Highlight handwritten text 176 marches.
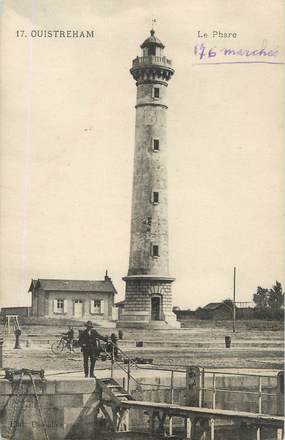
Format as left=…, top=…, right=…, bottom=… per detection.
left=194, top=43, right=279, bottom=62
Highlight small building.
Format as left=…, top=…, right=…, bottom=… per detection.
left=28, top=272, right=117, bottom=322
left=0, top=306, right=32, bottom=317
left=173, top=309, right=196, bottom=321
left=115, top=300, right=125, bottom=321
left=200, top=302, right=233, bottom=320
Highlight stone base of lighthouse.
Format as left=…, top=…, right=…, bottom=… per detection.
left=116, top=276, right=181, bottom=329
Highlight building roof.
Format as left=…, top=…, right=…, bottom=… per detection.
left=203, top=302, right=225, bottom=310
left=28, top=278, right=117, bottom=294
left=115, top=300, right=125, bottom=307
left=141, top=29, right=165, bottom=49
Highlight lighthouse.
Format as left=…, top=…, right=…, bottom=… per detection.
left=118, top=29, right=180, bottom=329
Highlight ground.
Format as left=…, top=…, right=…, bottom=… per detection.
left=1, top=320, right=283, bottom=373
left=0, top=320, right=283, bottom=440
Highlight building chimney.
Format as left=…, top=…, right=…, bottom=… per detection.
left=105, top=270, right=111, bottom=281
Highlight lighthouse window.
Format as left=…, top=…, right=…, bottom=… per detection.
left=152, top=191, right=159, bottom=204
left=154, top=87, right=160, bottom=98
left=152, top=245, right=159, bottom=257
left=148, top=45, right=156, bottom=56
left=153, top=139, right=160, bottom=151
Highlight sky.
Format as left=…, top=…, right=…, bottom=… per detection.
left=0, top=0, right=284, bottom=309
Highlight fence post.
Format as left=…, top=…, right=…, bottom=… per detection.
left=14, top=328, right=21, bottom=349
left=149, top=410, right=155, bottom=434
left=210, top=417, right=215, bottom=440
left=201, top=367, right=205, bottom=407
left=277, top=371, right=284, bottom=416
left=111, top=344, right=114, bottom=379
left=170, top=370, right=174, bottom=403
left=212, top=373, right=216, bottom=409
left=0, top=338, right=3, bottom=368
left=185, top=417, right=192, bottom=438
left=256, top=426, right=261, bottom=440
left=127, top=360, right=130, bottom=393
left=258, top=376, right=262, bottom=414
left=186, top=366, right=200, bottom=406
left=169, top=370, right=174, bottom=435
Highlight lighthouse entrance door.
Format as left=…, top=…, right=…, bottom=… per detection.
left=151, top=296, right=161, bottom=321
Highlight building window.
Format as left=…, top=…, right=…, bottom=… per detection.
left=152, top=245, right=159, bottom=257
left=146, top=216, right=152, bottom=232
left=57, top=299, right=64, bottom=310
left=154, top=87, right=160, bottom=98
left=90, top=299, right=105, bottom=315
left=153, top=139, right=160, bottom=151
left=93, top=300, right=101, bottom=314
left=152, top=191, right=159, bottom=204
left=53, top=298, right=66, bottom=314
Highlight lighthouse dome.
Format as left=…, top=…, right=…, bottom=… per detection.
left=140, top=29, right=165, bottom=49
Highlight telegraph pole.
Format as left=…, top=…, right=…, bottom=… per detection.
left=233, top=266, right=236, bottom=333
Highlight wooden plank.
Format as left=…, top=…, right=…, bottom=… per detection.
left=117, top=400, right=284, bottom=427
left=97, top=378, right=135, bottom=404
left=113, top=393, right=130, bottom=397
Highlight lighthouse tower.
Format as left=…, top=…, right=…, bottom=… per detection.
left=118, top=30, right=180, bottom=329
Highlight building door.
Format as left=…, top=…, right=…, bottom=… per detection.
left=74, top=300, right=83, bottom=318
left=151, top=296, right=160, bottom=321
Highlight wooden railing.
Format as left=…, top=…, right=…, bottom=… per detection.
left=118, top=400, right=284, bottom=439
left=100, top=342, right=284, bottom=439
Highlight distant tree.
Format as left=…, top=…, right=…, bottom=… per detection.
left=253, top=286, right=269, bottom=309
left=268, top=281, right=284, bottom=310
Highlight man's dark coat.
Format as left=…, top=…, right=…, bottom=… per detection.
left=79, top=328, right=107, bottom=355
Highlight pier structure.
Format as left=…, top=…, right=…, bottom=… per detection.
left=96, top=377, right=284, bottom=440
left=0, top=327, right=284, bottom=439
left=0, top=359, right=283, bottom=439
left=95, top=351, right=284, bottom=440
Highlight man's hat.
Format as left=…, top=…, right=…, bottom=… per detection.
left=86, top=321, right=93, bottom=327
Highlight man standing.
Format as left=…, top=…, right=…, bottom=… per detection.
left=79, top=321, right=108, bottom=378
